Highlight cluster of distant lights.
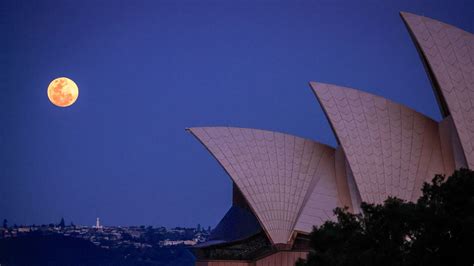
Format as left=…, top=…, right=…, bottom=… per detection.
left=47, top=77, right=79, bottom=107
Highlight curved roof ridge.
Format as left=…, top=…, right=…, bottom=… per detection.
left=187, top=126, right=337, bottom=244
left=400, top=11, right=474, bottom=34
left=310, top=82, right=447, bottom=203
left=186, top=126, right=335, bottom=149
left=310, top=81, right=438, bottom=122
left=400, top=12, right=474, bottom=169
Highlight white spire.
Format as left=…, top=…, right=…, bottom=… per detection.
left=94, top=217, right=103, bottom=229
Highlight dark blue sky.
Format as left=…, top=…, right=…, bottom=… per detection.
left=1, top=0, right=473, bottom=227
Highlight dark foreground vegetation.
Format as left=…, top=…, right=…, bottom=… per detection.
left=297, top=169, right=474, bottom=266
left=0, top=232, right=194, bottom=266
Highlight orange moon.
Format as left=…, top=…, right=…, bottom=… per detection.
left=47, top=77, right=79, bottom=107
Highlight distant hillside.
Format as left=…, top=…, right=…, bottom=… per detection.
left=0, top=232, right=122, bottom=265
left=0, top=232, right=195, bottom=265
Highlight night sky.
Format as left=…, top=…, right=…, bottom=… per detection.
left=1, top=0, right=473, bottom=228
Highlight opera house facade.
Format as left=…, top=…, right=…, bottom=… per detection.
left=188, top=12, right=474, bottom=266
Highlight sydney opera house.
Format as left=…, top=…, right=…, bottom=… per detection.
left=187, top=12, right=474, bottom=266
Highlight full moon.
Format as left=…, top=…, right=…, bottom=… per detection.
left=47, top=77, right=79, bottom=107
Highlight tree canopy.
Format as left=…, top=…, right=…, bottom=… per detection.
left=297, top=169, right=474, bottom=266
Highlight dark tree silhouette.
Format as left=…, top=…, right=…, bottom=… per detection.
left=2, top=219, right=7, bottom=229
left=297, top=169, right=474, bottom=266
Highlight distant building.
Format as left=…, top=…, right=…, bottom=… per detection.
left=162, top=239, right=197, bottom=246
left=17, top=227, right=31, bottom=233
left=93, top=217, right=103, bottom=229
left=188, top=12, right=474, bottom=266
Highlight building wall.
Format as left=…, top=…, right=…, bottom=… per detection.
left=344, top=157, right=362, bottom=213
left=196, top=251, right=308, bottom=266
left=254, top=251, right=308, bottom=266
left=334, top=147, right=353, bottom=212
left=196, top=260, right=250, bottom=266
left=293, top=149, right=340, bottom=233
left=439, top=116, right=459, bottom=174
left=439, top=115, right=469, bottom=173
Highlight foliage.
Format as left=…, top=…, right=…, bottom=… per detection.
left=296, top=169, right=474, bottom=266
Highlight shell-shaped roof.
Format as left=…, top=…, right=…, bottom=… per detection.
left=310, top=82, right=447, bottom=203
left=401, top=12, right=474, bottom=169
left=187, top=127, right=339, bottom=244
left=293, top=147, right=340, bottom=233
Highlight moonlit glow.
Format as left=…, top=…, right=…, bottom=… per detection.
left=47, top=77, right=79, bottom=107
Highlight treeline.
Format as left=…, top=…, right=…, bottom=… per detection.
left=297, top=168, right=474, bottom=266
